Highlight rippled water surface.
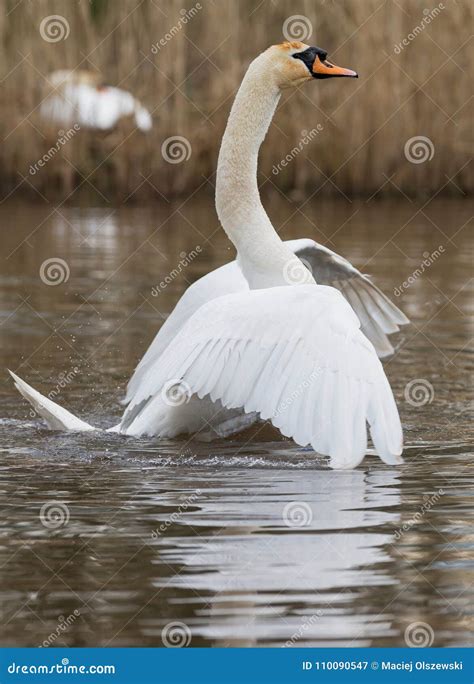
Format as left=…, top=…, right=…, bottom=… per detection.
left=0, top=196, right=472, bottom=647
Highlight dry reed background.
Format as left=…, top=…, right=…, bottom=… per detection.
left=0, top=0, right=472, bottom=201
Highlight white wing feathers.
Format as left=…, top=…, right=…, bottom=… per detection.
left=292, top=239, right=409, bottom=358
left=124, top=239, right=408, bottom=405
left=120, top=285, right=403, bottom=469
left=124, top=261, right=246, bottom=403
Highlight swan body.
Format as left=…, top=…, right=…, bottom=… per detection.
left=40, top=70, right=152, bottom=132
left=11, top=42, right=408, bottom=469
left=119, top=285, right=402, bottom=469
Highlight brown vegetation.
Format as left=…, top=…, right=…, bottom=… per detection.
left=0, top=0, right=471, bottom=201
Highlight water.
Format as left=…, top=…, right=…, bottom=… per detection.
left=0, top=196, right=472, bottom=647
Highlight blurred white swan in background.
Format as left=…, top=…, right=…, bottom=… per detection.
left=40, top=69, right=152, bottom=132
left=11, top=42, right=409, bottom=469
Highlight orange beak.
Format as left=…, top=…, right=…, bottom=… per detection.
left=312, top=56, right=358, bottom=79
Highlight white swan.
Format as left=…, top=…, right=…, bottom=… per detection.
left=11, top=42, right=409, bottom=469
left=40, top=70, right=152, bottom=132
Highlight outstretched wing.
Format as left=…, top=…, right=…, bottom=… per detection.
left=120, top=285, right=403, bottom=469
left=289, top=239, right=409, bottom=358
left=124, top=238, right=408, bottom=403
left=124, top=260, right=246, bottom=402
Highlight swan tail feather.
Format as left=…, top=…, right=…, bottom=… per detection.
left=8, top=370, right=97, bottom=432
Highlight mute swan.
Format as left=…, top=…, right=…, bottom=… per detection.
left=40, top=70, right=152, bottom=132
left=11, top=42, right=409, bottom=469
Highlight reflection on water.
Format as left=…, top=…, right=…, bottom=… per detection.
left=0, top=196, right=472, bottom=647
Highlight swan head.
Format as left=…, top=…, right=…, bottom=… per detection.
left=264, top=42, right=358, bottom=88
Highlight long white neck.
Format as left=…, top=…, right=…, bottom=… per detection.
left=215, top=55, right=314, bottom=289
